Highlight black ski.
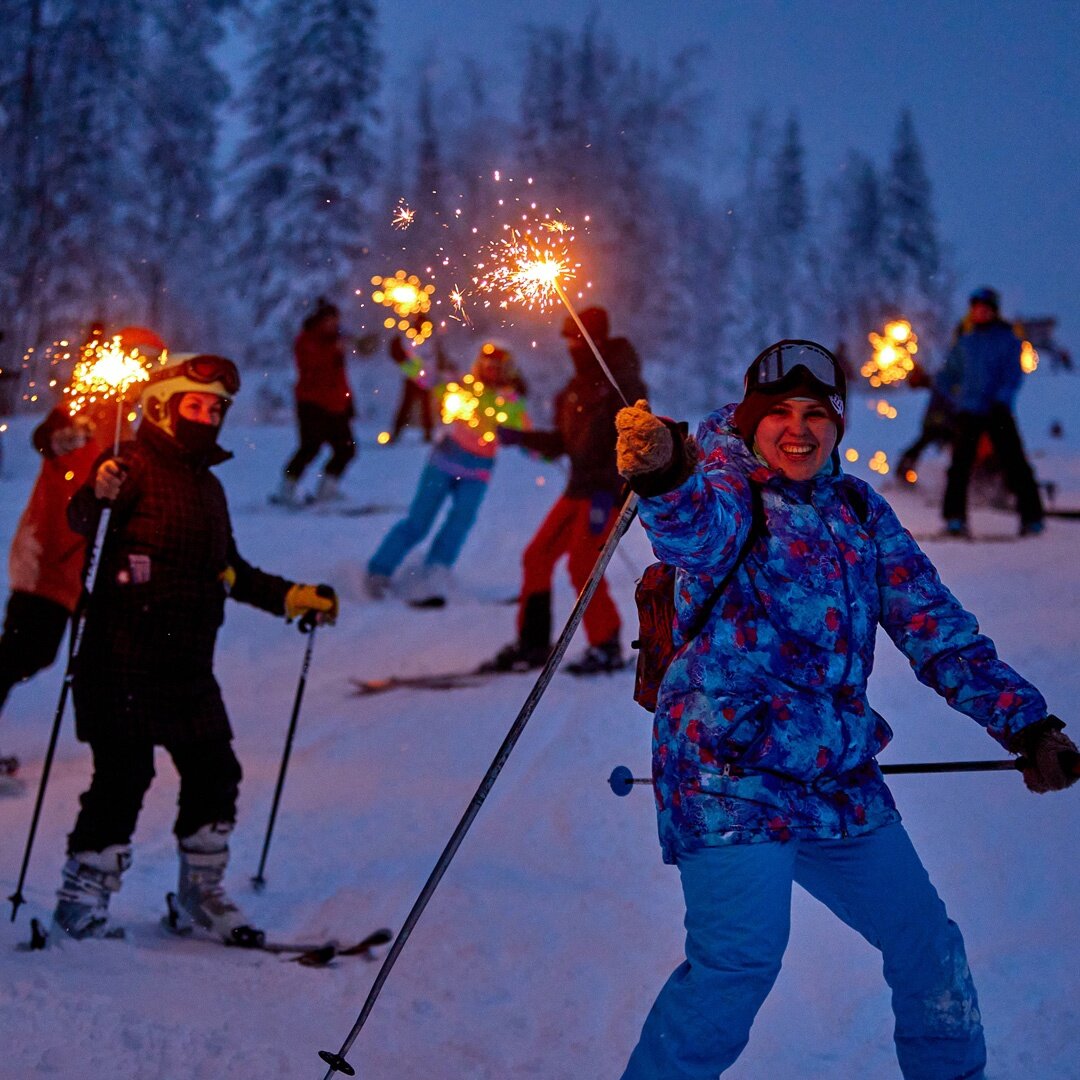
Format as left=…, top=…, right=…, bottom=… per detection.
left=159, top=893, right=392, bottom=966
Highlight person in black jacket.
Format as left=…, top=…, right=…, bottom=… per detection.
left=52, top=354, right=338, bottom=943
left=485, top=307, right=646, bottom=674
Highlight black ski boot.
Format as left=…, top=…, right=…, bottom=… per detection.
left=479, top=592, right=551, bottom=672
left=566, top=637, right=626, bottom=676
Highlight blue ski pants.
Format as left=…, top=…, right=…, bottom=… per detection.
left=622, top=823, right=986, bottom=1080
left=368, top=461, right=488, bottom=577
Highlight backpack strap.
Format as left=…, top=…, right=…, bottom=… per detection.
left=838, top=476, right=870, bottom=524
left=682, top=481, right=764, bottom=641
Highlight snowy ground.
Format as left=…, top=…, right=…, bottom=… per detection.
left=0, top=367, right=1077, bottom=1079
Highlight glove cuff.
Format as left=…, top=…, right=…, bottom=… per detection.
left=1007, top=714, right=1065, bottom=755
left=626, top=420, right=696, bottom=498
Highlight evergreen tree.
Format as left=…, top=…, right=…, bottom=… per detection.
left=882, top=109, right=950, bottom=342
left=140, top=1, right=232, bottom=343
left=0, top=0, right=148, bottom=351
left=823, top=150, right=889, bottom=356
left=227, top=0, right=381, bottom=361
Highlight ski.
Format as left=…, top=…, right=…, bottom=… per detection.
left=158, top=894, right=392, bottom=966
left=912, top=532, right=1022, bottom=544
left=350, top=670, right=502, bottom=696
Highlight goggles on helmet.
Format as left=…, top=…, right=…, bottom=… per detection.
left=745, top=340, right=841, bottom=394
left=146, top=354, right=241, bottom=396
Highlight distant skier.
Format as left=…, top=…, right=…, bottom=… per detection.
left=386, top=320, right=442, bottom=443
left=613, top=339, right=1076, bottom=1079
left=365, top=341, right=529, bottom=607
left=0, top=327, right=164, bottom=777
left=484, top=306, right=646, bottom=675
left=273, top=299, right=357, bottom=506
left=940, top=287, right=1044, bottom=536
left=53, top=353, right=338, bottom=942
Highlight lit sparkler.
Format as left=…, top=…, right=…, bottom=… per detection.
left=392, top=199, right=415, bottom=231
left=64, top=335, right=151, bottom=418
left=863, top=320, right=918, bottom=388
left=474, top=225, right=578, bottom=312
left=474, top=216, right=629, bottom=405
left=1020, top=340, right=1039, bottom=374
left=371, top=270, right=436, bottom=344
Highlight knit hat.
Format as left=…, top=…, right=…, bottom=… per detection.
left=733, top=340, right=846, bottom=445
left=561, top=305, right=609, bottom=343
left=968, top=286, right=1000, bottom=312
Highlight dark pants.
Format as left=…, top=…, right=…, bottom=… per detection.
left=391, top=379, right=433, bottom=442
left=284, top=401, right=356, bottom=480
left=67, top=735, right=242, bottom=854
left=0, top=591, right=71, bottom=713
left=943, top=407, right=1043, bottom=526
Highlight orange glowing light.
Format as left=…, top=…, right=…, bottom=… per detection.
left=1020, top=340, right=1039, bottom=374
left=863, top=320, right=918, bottom=387
left=64, top=335, right=151, bottom=417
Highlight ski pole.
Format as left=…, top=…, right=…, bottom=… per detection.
left=8, top=500, right=113, bottom=921
left=317, top=490, right=640, bottom=1078
left=607, top=752, right=1080, bottom=796
left=251, top=620, right=319, bottom=891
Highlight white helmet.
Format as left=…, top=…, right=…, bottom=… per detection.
left=140, top=353, right=240, bottom=435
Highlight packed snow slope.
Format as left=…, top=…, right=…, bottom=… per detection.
left=0, top=366, right=1077, bottom=1079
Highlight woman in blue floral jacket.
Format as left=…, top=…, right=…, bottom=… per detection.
left=614, top=340, right=1076, bottom=1080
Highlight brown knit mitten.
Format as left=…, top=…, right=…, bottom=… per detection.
left=616, top=400, right=674, bottom=479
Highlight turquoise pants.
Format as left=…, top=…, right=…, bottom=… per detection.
left=623, top=823, right=985, bottom=1079
left=369, top=461, right=488, bottom=576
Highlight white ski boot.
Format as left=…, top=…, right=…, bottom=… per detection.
left=269, top=476, right=302, bottom=508
left=312, top=473, right=343, bottom=504
left=364, top=572, right=392, bottom=600
left=52, top=845, right=130, bottom=940
left=174, top=822, right=264, bottom=946
left=407, top=564, right=450, bottom=609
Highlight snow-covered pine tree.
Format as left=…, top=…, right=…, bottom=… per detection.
left=882, top=109, right=951, bottom=347
left=139, top=1, right=232, bottom=345
left=226, top=0, right=381, bottom=363
left=822, top=150, right=890, bottom=361
left=0, top=0, right=46, bottom=356
left=768, top=113, right=821, bottom=341
left=0, top=0, right=148, bottom=353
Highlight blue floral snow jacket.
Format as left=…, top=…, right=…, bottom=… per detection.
left=637, top=405, right=1047, bottom=863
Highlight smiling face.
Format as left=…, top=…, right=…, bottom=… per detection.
left=752, top=397, right=838, bottom=480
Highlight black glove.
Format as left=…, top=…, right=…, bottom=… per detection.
left=1009, top=716, right=1080, bottom=794
left=497, top=427, right=527, bottom=447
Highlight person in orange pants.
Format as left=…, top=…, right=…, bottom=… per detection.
left=484, top=306, right=646, bottom=675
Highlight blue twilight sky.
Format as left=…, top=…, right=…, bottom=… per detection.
left=373, top=0, right=1079, bottom=358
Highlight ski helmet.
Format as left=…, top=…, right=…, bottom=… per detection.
left=140, top=353, right=240, bottom=435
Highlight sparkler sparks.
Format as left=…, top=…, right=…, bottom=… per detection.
left=863, top=319, right=918, bottom=387
left=473, top=224, right=578, bottom=312
left=391, top=199, right=415, bottom=231
left=64, top=335, right=151, bottom=417
left=371, top=270, right=436, bottom=343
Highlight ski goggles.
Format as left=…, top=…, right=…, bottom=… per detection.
left=147, top=355, right=241, bottom=395
left=744, top=340, right=842, bottom=395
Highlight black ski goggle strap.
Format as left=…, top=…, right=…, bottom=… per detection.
left=746, top=341, right=839, bottom=393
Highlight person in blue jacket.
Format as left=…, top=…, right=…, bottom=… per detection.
left=613, top=340, right=1076, bottom=1080
left=940, top=287, right=1044, bottom=536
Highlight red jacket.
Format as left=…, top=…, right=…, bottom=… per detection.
left=294, top=328, right=353, bottom=414
left=8, top=409, right=109, bottom=612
